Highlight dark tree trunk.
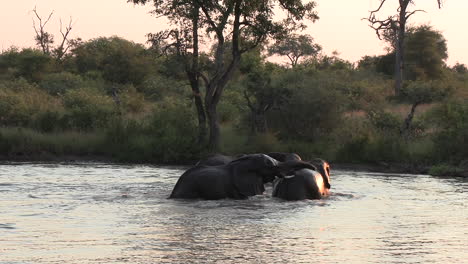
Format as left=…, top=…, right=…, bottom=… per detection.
left=206, top=103, right=220, bottom=151
left=395, top=1, right=409, bottom=97
left=189, top=79, right=207, bottom=143
left=186, top=3, right=207, bottom=144
left=204, top=0, right=242, bottom=151
left=252, top=111, right=268, bottom=134
left=401, top=101, right=420, bottom=137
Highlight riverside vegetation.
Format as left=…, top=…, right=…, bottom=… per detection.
left=0, top=26, right=467, bottom=176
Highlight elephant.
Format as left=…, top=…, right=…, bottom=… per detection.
left=169, top=154, right=316, bottom=200
left=272, top=158, right=331, bottom=200
left=195, top=154, right=237, bottom=166
left=266, top=152, right=302, bottom=162
left=196, top=152, right=301, bottom=167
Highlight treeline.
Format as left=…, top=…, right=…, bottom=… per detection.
left=0, top=27, right=467, bottom=175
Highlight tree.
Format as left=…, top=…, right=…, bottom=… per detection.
left=0, top=48, right=53, bottom=81
left=268, top=34, right=321, bottom=67
left=71, top=37, right=155, bottom=85
left=240, top=51, right=290, bottom=134
left=144, top=2, right=208, bottom=144
left=365, top=0, right=443, bottom=96
left=357, top=54, right=394, bottom=76
left=399, top=80, right=451, bottom=138
left=31, top=7, right=77, bottom=61
left=404, top=25, right=447, bottom=80
left=358, top=25, right=448, bottom=80
left=129, top=0, right=318, bottom=150
left=452, top=63, right=468, bottom=74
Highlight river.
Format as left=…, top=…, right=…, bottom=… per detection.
left=0, top=163, right=466, bottom=263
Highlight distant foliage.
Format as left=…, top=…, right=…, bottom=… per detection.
left=63, top=88, right=117, bottom=130
left=268, top=69, right=346, bottom=142
left=0, top=79, right=62, bottom=127
left=72, top=36, right=156, bottom=85
left=0, top=48, right=53, bottom=81
left=39, top=72, right=83, bottom=95
left=0, top=29, right=466, bottom=165
left=429, top=99, right=468, bottom=163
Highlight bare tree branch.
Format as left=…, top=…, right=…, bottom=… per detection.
left=32, top=6, right=55, bottom=54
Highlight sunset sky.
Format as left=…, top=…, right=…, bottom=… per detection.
left=1, top=0, right=466, bottom=66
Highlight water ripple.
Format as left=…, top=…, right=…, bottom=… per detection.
left=0, top=163, right=466, bottom=264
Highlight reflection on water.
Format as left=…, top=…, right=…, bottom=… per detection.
left=0, top=163, right=466, bottom=263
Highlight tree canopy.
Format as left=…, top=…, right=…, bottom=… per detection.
left=129, top=0, right=319, bottom=150
left=268, top=34, right=321, bottom=67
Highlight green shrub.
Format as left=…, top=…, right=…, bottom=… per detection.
left=63, top=88, right=117, bottom=130
left=219, top=124, right=248, bottom=154
left=244, top=132, right=284, bottom=154
left=335, top=136, right=371, bottom=163
left=0, top=80, right=63, bottom=127
left=0, top=127, right=105, bottom=158
left=427, top=98, right=468, bottom=163
left=268, top=70, right=346, bottom=142
left=103, top=97, right=200, bottom=163
left=429, top=164, right=463, bottom=176
left=147, top=98, right=200, bottom=163
left=39, top=72, right=83, bottom=95
left=0, top=48, right=53, bottom=82
left=33, top=110, right=64, bottom=132
left=137, top=75, right=186, bottom=100
left=120, top=85, right=147, bottom=114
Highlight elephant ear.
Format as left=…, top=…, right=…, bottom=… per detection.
left=229, top=154, right=277, bottom=198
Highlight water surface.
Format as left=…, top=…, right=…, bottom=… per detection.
left=1, top=163, right=466, bottom=263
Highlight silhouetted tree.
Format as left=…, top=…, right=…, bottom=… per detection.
left=31, top=6, right=77, bottom=61
left=365, top=0, right=443, bottom=96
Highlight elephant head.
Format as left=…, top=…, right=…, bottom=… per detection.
left=310, top=159, right=331, bottom=189
left=272, top=158, right=331, bottom=200
left=228, top=154, right=316, bottom=198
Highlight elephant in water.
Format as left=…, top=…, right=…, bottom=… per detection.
left=196, top=152, right=301, bottom=166
left=272, top=159, right=331, bottom=200
left=170, top=154, right=316, bottom=200
left=195, top=154, right=238, bottom=166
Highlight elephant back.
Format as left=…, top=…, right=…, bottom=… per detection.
left=267, top=152, right=302, bottom=162
left=196, top=154, right=234, bottom=166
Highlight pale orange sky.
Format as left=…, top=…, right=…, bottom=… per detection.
left=1, top=0, right=466, bottom=66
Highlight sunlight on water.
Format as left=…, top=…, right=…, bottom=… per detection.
left=0, top=163, right=466, bottom=263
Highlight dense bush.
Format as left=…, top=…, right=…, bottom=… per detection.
left=72, top=36, right=156, bottom=85
left=146, top=98, right=200, bottom=162
left=0, top=48, right=53, bottom=81
left=39, top=72, right=84, bottom=95
left=103, top=97, right=200, bottom=163
left=0, top=33, right=466, bottom=166
left=268, top=70, right=346, bottom=142
left=429, top=99, right=468, bottom=163
left=0, top=79, right=63, bottom=127
left=63, top=88, right=117, bottom=130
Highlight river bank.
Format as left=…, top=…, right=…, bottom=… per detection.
left=1, top=152, right=466, bottom=178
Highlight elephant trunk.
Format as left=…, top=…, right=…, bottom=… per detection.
left=311, top=159, right=331, bottom=189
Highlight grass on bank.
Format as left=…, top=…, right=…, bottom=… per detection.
left=0, top=127, right=106, bottom=159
